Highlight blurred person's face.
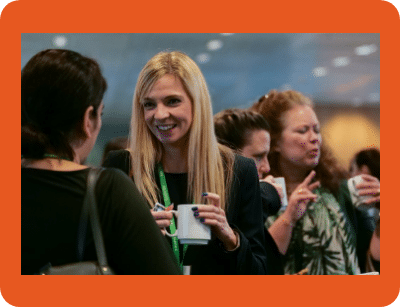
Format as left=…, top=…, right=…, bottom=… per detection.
left=240, top=129, right=271, bottom=179
left=350, top=160, right=371, bottom=177
left=142, top=74, right=193, bottom=150
left=275, top=105, right=321, bottom=171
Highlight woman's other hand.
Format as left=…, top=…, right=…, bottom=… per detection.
left=261, top=175, right=284, bottom=199
left=356, top=174, right=380, bottom=204
left=283, top=170, right=320, bottom=223
left=193, top=192, right=239, bottom=251
left=150, top=206, right=174, bottom=235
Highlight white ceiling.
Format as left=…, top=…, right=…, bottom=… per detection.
left=21, top=33, right=380, bottom=125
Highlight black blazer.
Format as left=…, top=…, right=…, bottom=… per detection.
left=260, top=181, right=284, bottom=275
left=103, top=150, right=268, bottom=274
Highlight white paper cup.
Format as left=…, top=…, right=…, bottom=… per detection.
left=347, top=175, right=373, bottom=207
left=274, top=177, right=289, bottom=208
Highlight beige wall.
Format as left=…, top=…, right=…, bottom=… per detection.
left=314, top=105, right=380, bottom=170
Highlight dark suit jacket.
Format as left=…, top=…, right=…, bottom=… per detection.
left=103, top=150, right=268, bottom=274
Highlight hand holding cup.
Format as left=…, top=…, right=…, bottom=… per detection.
left=151, top=203, right=174, bottom=235
left=161, top=204, right=212, bottom=245
left=193, top=192, right=238, bottom=251
left=261, top=175, right=284, bottom=200
left=348, top=174, right=380, bottom=206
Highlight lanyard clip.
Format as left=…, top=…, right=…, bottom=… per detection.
left=153, top=202, right=166, bottom=212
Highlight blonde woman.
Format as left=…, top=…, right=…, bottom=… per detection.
left=103, top=51, right=267, bottom=274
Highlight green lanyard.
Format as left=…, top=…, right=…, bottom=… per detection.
left=157, top=163, right=188, bottom=272
left=21, top=153, right=71, bottom=161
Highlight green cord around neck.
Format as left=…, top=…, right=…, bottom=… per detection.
left=21, top=153, right=72, bottom=161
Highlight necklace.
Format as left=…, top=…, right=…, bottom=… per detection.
left=21, top=153, right=71, bottom=161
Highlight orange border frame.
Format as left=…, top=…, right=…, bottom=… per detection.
left=0, top=0, right=398, bottom=306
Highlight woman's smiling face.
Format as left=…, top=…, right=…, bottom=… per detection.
left=142, top=74, right=193, bottom=149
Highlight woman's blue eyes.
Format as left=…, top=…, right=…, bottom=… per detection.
left=143, top=99, right=180, bottom=109
left=167, top=98, right=180, bottom=105
left=143, top=102, right=155, bottom=109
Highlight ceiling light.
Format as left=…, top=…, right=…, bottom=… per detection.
left=220, top=33, right=234, bottom=36
left=312, top=67, right=327, bottom=77
left=354, top=44, right=378, bottom=56
left=196, top=53, right=210, bottom=64
left=53, top=35, right=68, bottom=48
left=332, top=57, right=350, bottom=67
left=207, top=40, right=223, bottom=51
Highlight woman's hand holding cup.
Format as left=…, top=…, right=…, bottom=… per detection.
left=354, top=174, right=380, bottom=204
left=193, top=192, right=239, bottom=251
left=261, top=175, right=284, bottom=200
left=151, top=205, right=174, bottom=235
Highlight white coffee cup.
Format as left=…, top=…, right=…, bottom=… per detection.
left=164, top=204, right=211, bottom=245
left=347, top=175, right=373, bottom=207
left=274, top=177, right=289, bottom=209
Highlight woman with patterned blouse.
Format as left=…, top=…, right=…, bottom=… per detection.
left=250, top=90, right=360, bottom=275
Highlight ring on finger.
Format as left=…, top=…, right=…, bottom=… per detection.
left=298, top=188, right=303, bottom=194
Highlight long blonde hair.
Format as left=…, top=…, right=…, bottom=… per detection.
left=128, top=51, right=234, bottom=209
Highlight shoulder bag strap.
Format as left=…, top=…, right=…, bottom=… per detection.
left=78, top=167, right=113, bottom=274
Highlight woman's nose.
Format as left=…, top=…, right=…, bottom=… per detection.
left=310, top=131, right=321, bottom=144
left=154, top=104, right=169, bottom=120
left=258, top=156, right=270, bottom=174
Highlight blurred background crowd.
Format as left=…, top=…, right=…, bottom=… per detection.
left=21, top=33, right=380, bottom=169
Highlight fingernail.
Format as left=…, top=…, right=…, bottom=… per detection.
left=202, top=192, right=208, bottom=197
left=200, top=218, right=205, bottom=223
left=193, top=211, right=199, bottom=217
left=191, top=206, right=198, bottom=211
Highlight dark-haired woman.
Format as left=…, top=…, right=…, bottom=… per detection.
left=349, top=147, right=380, bottom=272
left=350, top=147, right=380, bottom=180
left=21, top=49, right=180, bottom=275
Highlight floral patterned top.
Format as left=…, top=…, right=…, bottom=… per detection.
left=266, top=187, right=360, bottom=275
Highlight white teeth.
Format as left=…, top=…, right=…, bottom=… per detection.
left=157, top=125, right=174, bottom=131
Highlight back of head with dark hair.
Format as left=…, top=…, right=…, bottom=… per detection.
left=353, top=147, right=380, bottom=180
left=214, top=108, right=270, bottom=151
left=21, top=49, right=107, bottom=160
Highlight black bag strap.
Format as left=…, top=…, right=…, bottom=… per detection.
left=77, top=168, right=112, bottom=274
